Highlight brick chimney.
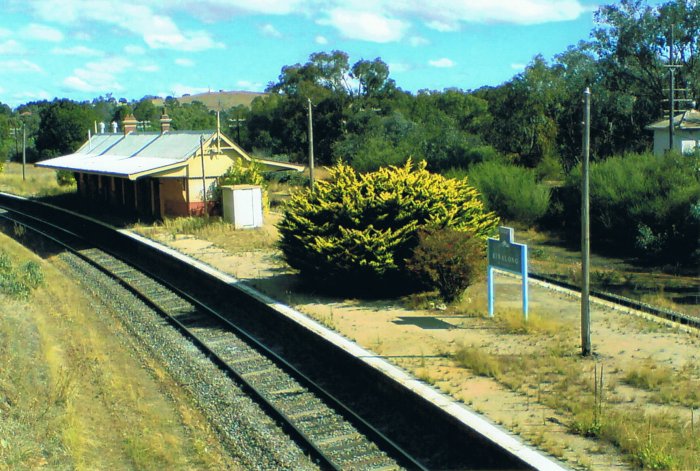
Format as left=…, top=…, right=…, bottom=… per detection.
left=160, top=112, right=172, bottom=134
left=122, top=114, right=138, bottom=135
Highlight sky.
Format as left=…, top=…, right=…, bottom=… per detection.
left=0, top=0, right=660, bottom=108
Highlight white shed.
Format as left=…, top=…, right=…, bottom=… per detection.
left=221, top=185, right=263, bottom=229
left=646, top=109, right=700, bottom=156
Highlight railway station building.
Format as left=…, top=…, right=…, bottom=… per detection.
left=37, top=114, right=302, bottom=218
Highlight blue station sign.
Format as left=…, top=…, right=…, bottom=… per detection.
left=487, top=227, right=529, bottom=319
left=488, top=227, right=525, bottom=273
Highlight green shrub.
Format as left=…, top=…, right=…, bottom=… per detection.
left=214, top=161, right=268, bottom=210
left=55, top=170, right=75, bottom=186
left=405, top=228, right=485, bottom=302
left=558, top=152, right=700, bottom=264
left=0, top=251, right=43, bottom=300
left=468, top=161, right=550, bottom=226
left=20, top=261, right=44, bottom=289
left=219, top=161, right=265, bottom=187
left=278, top=160, right=499, bottom=295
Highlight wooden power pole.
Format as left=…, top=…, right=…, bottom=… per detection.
left=307, top=98, right=315, bottom=192
left=581, top=87, right=592, bottom=356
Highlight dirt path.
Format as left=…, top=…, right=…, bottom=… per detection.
left=143, top=220, right=700, bottom=470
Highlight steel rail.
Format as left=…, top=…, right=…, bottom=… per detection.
left=527, top=273, right=700, bottom=329
left=0, top=210, right=345, bottom=470
left=0, top=205, right=427, bottom=471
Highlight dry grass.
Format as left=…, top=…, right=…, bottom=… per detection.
left=452, top=345, right=502, bottom=378
left=0, top=162, right=75, bottom=197
left=0, top=232, right=239, bottom=470
left=132, top=213, right=280, bottom=253
left=624, top=362, right=675, bottom=391
left=496, top=308, right=564, bottom=336
left=448, top=320, right=700, bottom=470
left=150, top=90, right=265, bottom=110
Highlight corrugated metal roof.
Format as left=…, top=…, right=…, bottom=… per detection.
left=137, top=131, right=210, bottom=159
left=100, top=133, right=161, bottom=157
left=646, top=109, right=700, bottom=130
left=37, top=153, right=186, bottom=178
left=36, top=131, right=215, bottom=179
left=76, top=134, right=123, bottom=155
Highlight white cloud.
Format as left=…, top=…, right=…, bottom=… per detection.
left=236, top=80, right=263, bottom=90
left=22, top=23, right=64, bottom=42
left=168, top=0, right=306, bottom=19
left=259, top=23, right=282, bottom=38
left=0, top=28, right=11, bottom=38
left=175, top=58, right=195, bottom=67
left=315, top=35, right=328, bottom=45
left=139, top=64, right=160, bottom=72
left=428, top=57, right=454, bottom=68
left=0, top=39, right=26, bottom=55
left=400, top=0, right=585, bottom=26
left=511, top=63, right=526, bottom=70
left=319, top=9, right=408, bottom=43
left=388, top=62, right=411, bottom=73
left=13, top=90, right=51, bottom=101
left=426, top=20, right=459, bottom=32
left=0, top=59, right=44, bottom=73
left=409, top=36, right=429, bottom=47
left=124, top=44, right=146, bottom=55
left=25, top=1, right=222, bottom=51
left=73, top=31, right=92, bottom=41
left=145, top=28, right=224, bottom=51
left=63, top=76, right=108, bottom=92
left=52, top=45, right=103, bottom=56
left=63, top=57, right=132, bottom=92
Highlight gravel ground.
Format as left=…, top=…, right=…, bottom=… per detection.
left=59, top=250, right=318, bottom=471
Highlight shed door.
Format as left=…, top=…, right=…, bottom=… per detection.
left=233, top=189, right=255, bottom=228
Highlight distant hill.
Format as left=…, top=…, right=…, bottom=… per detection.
left=151, top=90, right=267, bottom=110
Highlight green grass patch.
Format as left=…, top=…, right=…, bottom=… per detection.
left=0, top=249, right=44, bottom=299
left=0, top=162, right=76, bottom=197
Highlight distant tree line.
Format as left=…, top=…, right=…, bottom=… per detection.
left=0, top=0, right=697, bottom=264
left=1, top=1, right=696, bottom=169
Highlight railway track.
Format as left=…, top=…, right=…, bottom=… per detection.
left=0, top=209, right=422, bottom=470
left=4, top=192, right=614, bottom=470
left=527, top=272, right=700, bottom=329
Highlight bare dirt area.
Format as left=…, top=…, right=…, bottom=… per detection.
left=136, top=212, right=700, bottom=470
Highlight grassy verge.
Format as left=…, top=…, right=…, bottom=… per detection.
left=451, top=322, right=700, bottom=469
left=0, top=162, right=76, bottom=197
left=0, top=232, right=239, bottom=470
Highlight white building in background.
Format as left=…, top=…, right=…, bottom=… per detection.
left=646, top=108, right=700, bottom=156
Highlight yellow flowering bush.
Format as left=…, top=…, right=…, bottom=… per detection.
left=278, top=160, right=498, bottom=294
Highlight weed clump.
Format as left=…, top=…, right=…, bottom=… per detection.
left=452, top=345, right=501, bottom=378
left=0, top=250, right=44, bottom=300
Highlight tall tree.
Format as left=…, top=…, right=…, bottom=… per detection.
left=36, top=99, right=96, bottom=159
left=479, top=56, right=563, bottom=167
left=350, top=58, right=392, bottom=99
left=591, top=0, right=700, bottom=149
